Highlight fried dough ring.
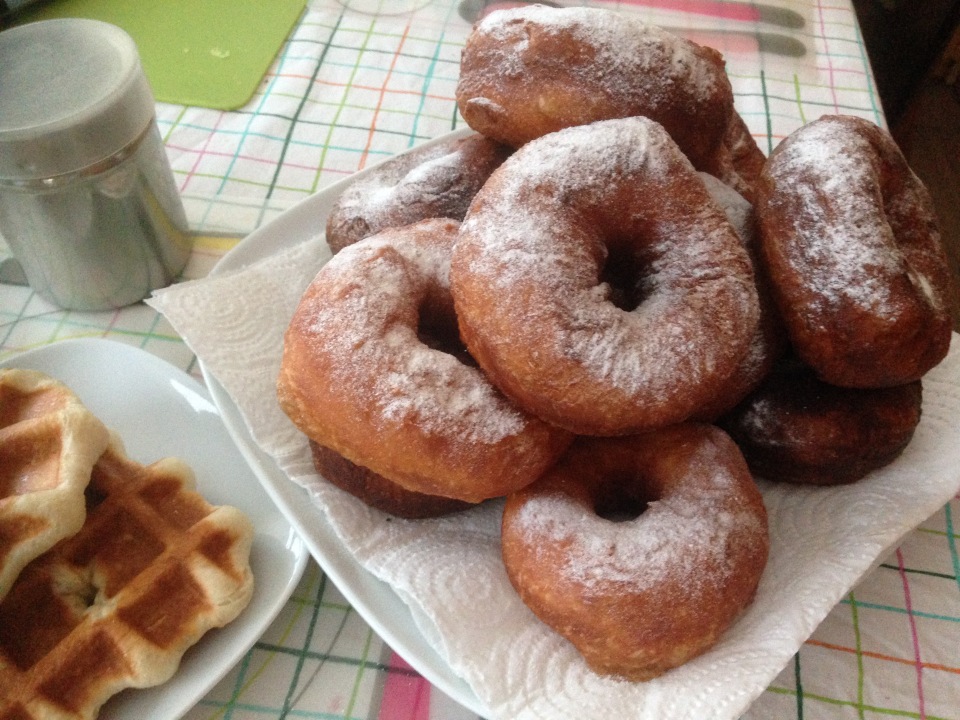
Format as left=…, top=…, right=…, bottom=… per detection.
left=501, top=424, right=769, bottom=681
left=455, top=5, right=765, bottom=200
left=719, top=358, right=923, bottom=485
left=756, top=115, right=955, bottom=388
left=278, top=218, right=572, bottom=503
left=451, top=117, right=760, bottom=435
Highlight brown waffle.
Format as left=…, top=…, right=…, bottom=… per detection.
left=0, top=436, right=255, bottom=720
left=0, top=369, right=110, bottom=602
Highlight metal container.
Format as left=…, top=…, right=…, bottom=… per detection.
left=0, top=18, right=190, bottom=310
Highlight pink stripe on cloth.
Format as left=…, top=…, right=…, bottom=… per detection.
left=896, top=547, right=927, bottom=718
left=378, top=652, right=432, bottom=720
left=619, top=0, right=760, bottom=22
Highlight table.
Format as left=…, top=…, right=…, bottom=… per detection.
left=2, top=1, right=959, bottom=718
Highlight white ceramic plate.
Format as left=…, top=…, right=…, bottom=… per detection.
left=204, top=127, right=488, bottom=717
left=0, top=338, right=309, bottom=720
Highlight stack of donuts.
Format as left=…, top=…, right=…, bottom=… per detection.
left=277, top=6, right=957, bottom=683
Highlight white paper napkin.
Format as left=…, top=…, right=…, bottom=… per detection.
left=150, top=235, right=960, bottom=720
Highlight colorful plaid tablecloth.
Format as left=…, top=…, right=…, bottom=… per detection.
left=1, top=1, right=958, bottom=718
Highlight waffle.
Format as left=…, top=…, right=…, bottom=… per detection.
left=0, top=369, right=110, bottom=602
left=0, top=436, right=255, bottom=720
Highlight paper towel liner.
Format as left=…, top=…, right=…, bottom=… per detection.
left=149, top=235, right=960, bottom=720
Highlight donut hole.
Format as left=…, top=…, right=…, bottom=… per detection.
left=598, top=244, right=645, bottom=312
left=416, top=299, right=478, bottom=367
left=592, top=473, right=651, bottom=522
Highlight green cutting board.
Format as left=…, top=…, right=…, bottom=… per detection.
left=17, top=0, right=306, bottom=110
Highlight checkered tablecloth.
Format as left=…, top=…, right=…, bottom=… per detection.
left=2, top=1, right=958, bottom=718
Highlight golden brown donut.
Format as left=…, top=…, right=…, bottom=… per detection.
left=278, top=218, right=572, bottom=503
left=309, top=441, right=475, bottom=519
left=455, top=5, right=765, bottom=196
left=501, top=424, right=769, bottom=681
left=755, top=115, right=956, bottom=388
left=719, top=358, right=923, bottom=485
left=450, top=117, right=760, bottom=436
left=325, top=133, right=511, bottom=253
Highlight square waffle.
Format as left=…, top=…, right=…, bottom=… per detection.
left=0, top=436, right=255, bottom=720
left=0, top=369, right=110, bottom=602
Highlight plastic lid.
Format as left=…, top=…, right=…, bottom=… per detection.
left=0, top=18, right=156, bottom=180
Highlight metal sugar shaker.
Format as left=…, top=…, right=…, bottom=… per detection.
left=0, top=18, right=190, bottom=310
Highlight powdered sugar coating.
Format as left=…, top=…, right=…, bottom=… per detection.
left=456, top=5, right=735, bottom=167
left=762, top=121, right=909, bottom=313
left=451, top=117, right=760, bottom=435
left=500, top=425, right=769, bottom=680
left=510, top=480, right=757, bottom=596
left=304, top=231, right=524, bottom=444
left=278, top=219, right=572, bottom=502
left=325, top=134, right=509, bottom=252
left=478, top=6, right=719, bottom=103
left=756, top=114, right=954, bottom=388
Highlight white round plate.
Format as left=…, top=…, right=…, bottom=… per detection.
left=1, top=338, right=309, bottom=720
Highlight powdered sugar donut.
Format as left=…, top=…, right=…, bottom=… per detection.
left=719, top=358, right=923, bottom=485
left=278, top=218, right=572, bottom=503
left=501, top=424, right=769, bottom=681
left=325, top=133, right=511, bottom=253
left=455, top=5, right=765, bottom=200
left=756, top=115, right=955, bottom=388
left=451, top=116, right=761, bottom=436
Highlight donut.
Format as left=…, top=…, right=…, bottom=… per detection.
left=277, top=218, right=573, bottom=503
left=309, top=441, right=475, bottom=518
left=450, top=116, right=761, bottom=436
left=719, top=358, right=923, bottom=485
left=692, top=173, right=786, bottom=421
left=755, top=115, right=956, bottom=388
left=455, top=5, right=765, bottom=198
left=325, top=133, right=511, bottom=253
left=501, top=424, right=769, bottom=681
